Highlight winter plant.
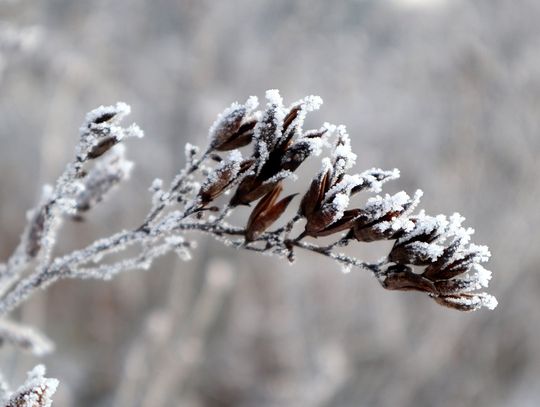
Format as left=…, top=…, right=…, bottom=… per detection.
left=0, top=90, right=497, bottom=404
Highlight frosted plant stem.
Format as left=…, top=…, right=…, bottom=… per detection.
left=139, top=148, right=212, bottom=230
left=0, top=214, right=387, bottom=316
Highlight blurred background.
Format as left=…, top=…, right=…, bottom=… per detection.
left=1, top=0, right=539, bottom=405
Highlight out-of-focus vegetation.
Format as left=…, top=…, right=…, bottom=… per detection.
left=1, top=0, right=538, bottom=405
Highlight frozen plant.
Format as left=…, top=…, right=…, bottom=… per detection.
left=0, top=91, right=496, bottom=401
left=1, top=365, right=58, bottom=407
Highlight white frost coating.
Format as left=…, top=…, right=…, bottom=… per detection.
left=77, top=102, right=143, bottom=160
left=83, top=101, right=131, bottom=125
left=359, top=168, right=401, bottom=193
left=244, top=95, right=259, bottom=112
left=3, top=364, right=59, bottom=407
left=375, top=217, right=415, bottom=233
left=365, top=191, right=410, bottom=219
left=324, top=174, right=362, bottom=204
left=320, top=157, right=333, bottom=173
left=303, top=95, right=323, bottom=112
left=150, top=178, right=163, bottom=191
left=480, top=293, right=498, bottom=310
left=0, top=319, right=54, bottom=356
left=406, top=241, right=444, bottom=261
left=265, top=89, right=283, bottom=106
left=207, top=101, right=243, bottom=140
left=302, top=137, right=326, bottom=157
left=227, top=149, right=243, bottom=163
left=73, top=145, right=134, bottom=213
left=404, top=189, right=423, bottom=216
left=331, top=125, right=357, bottom=172
left=185, top=142, right=199, bottom=157
left=397, top=211, right=449, bottom=245
left=332, top=193, right=350, bottom=214
left=444, top=293, right=498, bottom=311
left=340, top=264, right=352, bottom=274
left=467, top=243, right=491, bottom=262
left=41, top=184, right=54, bottom=201
left=202, top=150, right=243, bottom=190
left=325, top=192, right=350, bottom=226
left=446, top=212, right=474, bottom=243
left=473, top=264, right=492, bottom=288
left=165, top=235, right=184, bottom=246
left=264, top=170, right=298, bottom=184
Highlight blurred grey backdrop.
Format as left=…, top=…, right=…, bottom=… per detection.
left=1, top=0, right=539, bottom=406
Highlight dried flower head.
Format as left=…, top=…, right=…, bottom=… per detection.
left=0, top=90, right=498, bottom=405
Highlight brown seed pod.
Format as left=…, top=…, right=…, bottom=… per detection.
left=198, top=159, right=254, bottom=206
left=87, top=137, right=118, bottom=159
left=245, top=184, right=297, bottom=242
left=381, top=265, right=436, bottom=293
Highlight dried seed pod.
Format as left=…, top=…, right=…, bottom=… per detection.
left=209, top=105, right=247, bottom=150
left=91, top=111, right=117, bottom=124
left=281, top=140, right=313, bottom=172
left=381, top=265, right=436, bottom=293
left=230, top=170, right=291, bottom=207
left=215, top=117, right=257, bottom=151
left=388, top=241, right=444, bottom=266
left=198, top=155, right=253, bottom=206
left=87, top=137, right=118, bottom=159
left=245, top=184, right=296, bottom=241
left=388, top=213, right=448, bottom=265
left=312, top=209, right=363, bottom=237
left=79, top=102, right=143, bottom=161
left=433, top=278, right=480, bottom=295
left=300, top=164, right=332, bottom=219
left=75, top=145, right=134, bottom=213
left=423, top=242, right=490, bottom=280
left=432, top=293, right=497, bottom=312
left=282, top=104, right=302, bottom=135
left=254, top=100, right=283, bottom=162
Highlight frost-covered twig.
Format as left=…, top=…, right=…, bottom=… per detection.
left=0, top=91, right=497, bottom=319
left=0, top=320, right=53, bottom=357
left=0, top=90, right=497, bottom=402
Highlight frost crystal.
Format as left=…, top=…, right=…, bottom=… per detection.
left=3, top=365, right=58, bottom=407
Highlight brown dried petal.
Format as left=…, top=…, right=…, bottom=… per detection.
left=313, top=209, right=363, bottom=237
left=282, top=104, right=302, bottom=135
left=303, top=128, right=329, bottom=139
left=245, top=185, right=296, bottom=241
left=215, top=117, right=257, bottom=151
left=432, top=294, right=484, bottom=312
left=422, top=239, right=463, bottom=279
left=199, top=159, right=253, bottom=206
left=300, top=167, right=331, bottom=219
left=230, top=176, right=282, bottom=207
left=304, top=205, right=339, bottom=237
left=281, top=141, right=312, bottom=172
left=255, top=104, right=281, bottom=156
left=388, top=243, right=435, bottom=266
left=92, top=111, right=117, bottom=124
left=210, top=106, right=246, bottom=150
left=381, top=265, right=436, bottom=293
left=353, top=225, right=391, bottom=242
left=87, top=137, right=118, bottom=159
left=433, top=278, right=479, bottom=295
left=424, top=252, right=477, bottom=280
